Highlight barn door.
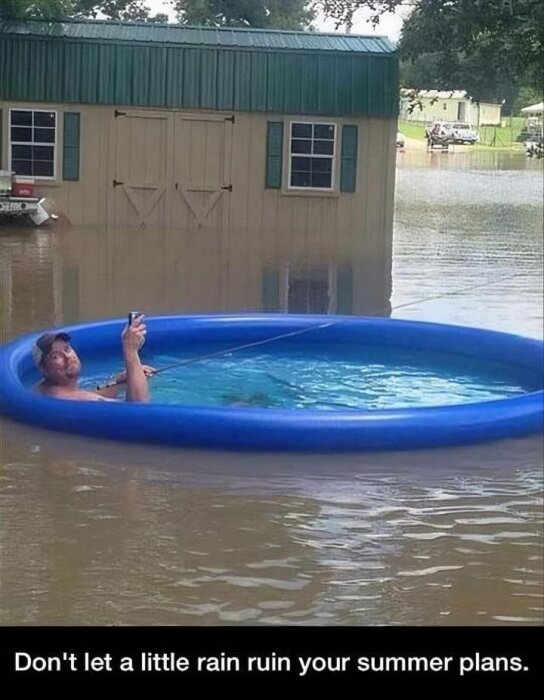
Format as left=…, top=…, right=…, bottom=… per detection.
left=172, top=114, right=233, bottom=231
left=111, top=110, right=172, bottom=228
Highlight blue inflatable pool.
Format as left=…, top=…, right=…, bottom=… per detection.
left=0, top=315, right=542, bottom=451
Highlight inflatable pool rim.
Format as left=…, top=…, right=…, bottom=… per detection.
left=0, top=314, right=542, bottom=451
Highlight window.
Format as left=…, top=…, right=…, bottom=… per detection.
left=280, top=265, right=336, bottom=313
left=289, top=122, right=336, bottom=190
left=9, top=109, right=57, bottom=178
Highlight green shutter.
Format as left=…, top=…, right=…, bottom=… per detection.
left=336, top=265, right=353, bottom=314
left=340, top=124, right=358, bottom=193
left=0, top=109, right=3, bottom=168
left=63, top=112, right=80, bottom=181
left=262, top=267, right=280, bottom=311
left=265, top=121, right=283, bottom=189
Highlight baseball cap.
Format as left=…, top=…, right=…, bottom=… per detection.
left=32, top=332, right=72, bottom=366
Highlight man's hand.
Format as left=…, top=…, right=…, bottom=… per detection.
left=121, top=313, right=147, bottom=355
left=112, top=365, right=156, bottom=385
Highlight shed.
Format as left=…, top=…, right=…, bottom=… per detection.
left=0, top=19, right=398, bottom=243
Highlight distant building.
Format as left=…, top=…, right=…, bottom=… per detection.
left=520, top=101, right=544, bottom=116
left=400, top=89, right=503, bottom=126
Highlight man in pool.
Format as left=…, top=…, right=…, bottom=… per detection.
left=33, top=314, right=153, bottom=402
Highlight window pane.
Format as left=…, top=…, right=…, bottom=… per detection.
left=12, top=144, right=32, bottom=160
left=34, top=127, right=55, bottom=143
left=11, top=110, right=32, bottom=126
left=33, top=145, right=54, bottom=161
left=313, top=139, right=334, bottom=155
left=291, top=123, right=312, bottom=138
left=12, top=160, right=33, bottom=176
left=291, top=171, right=311, bottom=187
left=312, top=158, right=332, bottom=173
left=314, top=124, right=335, bottom=140
left=291, top=139, right=312, bottom=154
left=292, top=156, right=312, bottom=171
left=11, top=127, right=32, bottom=142
left=34, top=112, right=56, bottom=128
left=33, top=160, right=54, bottom=177
left=311, top=172, right=332, bottom=188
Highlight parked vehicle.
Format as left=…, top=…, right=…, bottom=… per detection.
left=450, top=122, right=479, bottom=144
left=396, top=131, right=405, bottom=148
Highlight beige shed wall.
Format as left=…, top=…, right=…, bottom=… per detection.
left=1, top=102, right=395, bottom=315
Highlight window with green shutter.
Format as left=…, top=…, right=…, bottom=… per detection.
left=288, top=122, right=335, bottom=190
left=265, top=121, right=283, bottom=189
left=340, top=125, right=358, bottom=193
left=9, top=109, right=57, bottom=178
left=63, top=112, right=80, bottom=181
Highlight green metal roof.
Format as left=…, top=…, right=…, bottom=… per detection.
left=0, top=20, right=398, bottom=118
left=0, top=19, right=395, bottom=53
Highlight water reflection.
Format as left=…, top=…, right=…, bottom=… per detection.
left=1, top=225, right=391, bottom=341
left=1, top=150, right=542, bottom=626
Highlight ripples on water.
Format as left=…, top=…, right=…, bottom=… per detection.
left=74, top=344, right=542, bottom=410
left=1, top=426, right=542, bottom=625
left=1, top=151, right=543, bottom=626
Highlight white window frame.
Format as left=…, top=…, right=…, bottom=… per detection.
left=8, top=108, right=58, bottom=181
left=287, top=121, right=336, bottom=192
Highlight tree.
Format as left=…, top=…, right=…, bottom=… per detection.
left=173, top=0, right=315, bottom=30
left=399, top=0, right=543, bottom=92
left=72, top=1, right=169, bottom=21
left=512, top=84, right=544, bottom=113
left=400, top=50, right=523, bottom=112
left=313, top=1, right=543, bottom=92
left=0, top=0, right=73, bottom=19
left=0, top=1, right=169, bottom=22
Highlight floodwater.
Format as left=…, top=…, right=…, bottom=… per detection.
left=1, top=150, right=542, bottom=625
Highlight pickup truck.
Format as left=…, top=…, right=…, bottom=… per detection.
left=450, top=122, right=479, bottom=144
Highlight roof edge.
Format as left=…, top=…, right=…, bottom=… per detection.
left=0, top=17, right=391, bottom=41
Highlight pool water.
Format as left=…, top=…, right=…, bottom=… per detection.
left=75, top=341, right=542, bottom=410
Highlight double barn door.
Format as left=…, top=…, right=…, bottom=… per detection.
left=110, top=110, right=233, bottom=230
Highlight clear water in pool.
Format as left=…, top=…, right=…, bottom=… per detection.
left=71, top=341, right=542, bottom=410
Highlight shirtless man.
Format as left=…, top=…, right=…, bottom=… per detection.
left=33, top=314, right=152, bottom=402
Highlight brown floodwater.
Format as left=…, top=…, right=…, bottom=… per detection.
left=1, top=150, right=542, bottom=625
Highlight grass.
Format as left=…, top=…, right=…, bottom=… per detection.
left=398, top=117, right=526, bottom=150
left=398, top=120, right=426, bottom=140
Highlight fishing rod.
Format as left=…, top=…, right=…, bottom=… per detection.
left=96, top=271, right=530, bottom=392
left=97, top=318, right=336, bottom=390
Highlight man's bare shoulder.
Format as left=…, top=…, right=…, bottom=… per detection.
left=34, top=382, right=117, bottom=401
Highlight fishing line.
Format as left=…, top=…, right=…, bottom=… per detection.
left=96, top=271, right=529, bottom=391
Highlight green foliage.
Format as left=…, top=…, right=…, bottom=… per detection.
left=315, top=1, right=543, bottom=95
left=0, top=0, right=73, bottom=19
left=512, top=85, right=544, bottom=114
left=398, top=0, right=543, bottom=93
left=173, top=0, right=315, bottom=30
left=71, top=1, right=169, bottom=21
left=0, top=1, right=169, bottom=22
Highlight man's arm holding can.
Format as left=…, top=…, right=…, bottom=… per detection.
left=121, top=313, right=150, bottom=402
